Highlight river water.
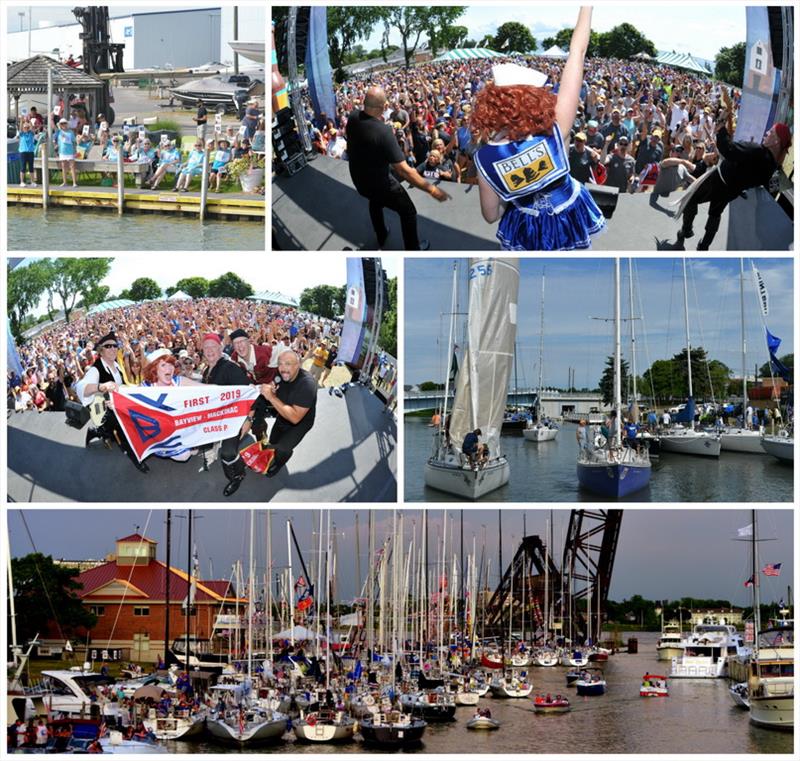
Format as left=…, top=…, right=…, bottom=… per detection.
left=7, top=206, right=264, bottom=251
left=404, top=418, right=794, bottom=503
left=166, top=634, right=791, bottom=755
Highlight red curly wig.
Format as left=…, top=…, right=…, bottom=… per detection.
left=142, top=355, right=178, bottom=385
left=470, top=84, right=557, bottom=143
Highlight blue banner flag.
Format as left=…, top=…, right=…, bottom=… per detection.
left=305, top=7, right=336, bottom=126
left=765, top=328, right=792, bottom=382
left=7, top=318, right=24, bottom=377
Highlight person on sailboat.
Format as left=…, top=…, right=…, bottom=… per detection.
left=470, top=7, right=605, bottom=250
left=675, top=89, right=792, bottom=249
left=576, top=419, right=589, bottom=452
left=462, top=428, right=482, bottom=467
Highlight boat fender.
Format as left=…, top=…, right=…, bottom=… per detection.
left=306, top=713, right=317, bottom=726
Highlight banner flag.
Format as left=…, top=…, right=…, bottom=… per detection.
left=305, top=6, right=336, bottom=127
left=751, top=263, right=769, bottom=316
left=113, top=385, right=259, bottom=462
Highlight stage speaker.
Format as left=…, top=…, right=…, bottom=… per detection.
left=361, top=258, right=387, bottom=316
left=767, top=6, right=785, bottom=69
left=586, top=182, right=619, bottom=220
left=65, top=401, right=90, bottom=429
left=272, top=109, right=306, bottom=176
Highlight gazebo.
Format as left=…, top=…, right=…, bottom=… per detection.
left=7, top=55, right=106, bottom=125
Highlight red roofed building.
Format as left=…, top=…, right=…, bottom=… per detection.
left=49, top=533, right=246, bottom=664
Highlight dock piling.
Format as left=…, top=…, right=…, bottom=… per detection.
left=116, top=149, right=124, bottom=215
left=43, top=68, right=52, bottom=209
left=199, top=146, right=210, bottom=221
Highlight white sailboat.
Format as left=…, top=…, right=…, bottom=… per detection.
left=524, top=269, right=559, bottom=443
left=425, top=258, right=520, bottom=499
left=760, top=430, right=794, bottom=462
left=720, top=259, right=765, bottom=453
left=660, top=260, right=721, bottom=457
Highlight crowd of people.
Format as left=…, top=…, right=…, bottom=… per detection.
left=14, top=100, right=265, bottom=191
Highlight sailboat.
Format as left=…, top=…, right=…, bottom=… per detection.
left=744, top=511, right=794, bottom=729
left=206, top=512, right=288, bottom=746
left=425, top=258, right=520, bottom=499
left=577, top=260, right=651, bottom=498
left=524, top=269, right=559, bottom=443
left=659, top=260, right=721, bottom=457
left=760, top=430, right=794, bottom=462
left=720, top=259, right=765, bottom=453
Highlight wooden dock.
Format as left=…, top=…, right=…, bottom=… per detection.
left=7, top=185, right=265, bottom=220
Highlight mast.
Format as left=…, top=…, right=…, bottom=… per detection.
left=628, top=259, right=638, bottom=414
left=185, top=509, right=192, bottom=667
left=7, top=530, right=18, bottom=668
left=537, top=268, right=546, bottom=420
left=752, top=509, right=761, bottom=665
left=440, top=262, right=459, bottom=444
left=267, top=510, right=273, bottom=664
left=287, top=520, right=295, bottom=647
left=681, top=258, right=694, bottom=430
left=544, top=515, right=550, bottom=644
left=614, top=260, right=622, bottom=448
left=164, top=509, right=171, bottom=667
left=247, top=510, right=254, bottom=680
left=367, top=510, right=374, bottom=658
left=740, top=258, right=748, bottom=422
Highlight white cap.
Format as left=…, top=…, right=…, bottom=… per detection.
left=491, top=63, right=547, bottom=88
left=146, top=348, right=172, bottom=364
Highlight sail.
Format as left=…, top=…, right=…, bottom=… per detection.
left=672, top=397, right=696, bottom=424
left=449, top=258, right=520, bottom=459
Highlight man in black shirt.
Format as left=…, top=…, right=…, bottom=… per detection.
left=677, top=114, right=791, bottom=250
left=346, top=86, right=450, bottom=250
left=194, top=99, right=208, bottom=140
left=201, top=332, right=250, bottom=496
left=260, top=349, right=317, bottom=477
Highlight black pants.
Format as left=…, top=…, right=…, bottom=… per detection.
left=270, top=416, right=313, bottom=470
left=364, top=183, right=420, bottom=250
left=680, top=171, right=738, bottom=248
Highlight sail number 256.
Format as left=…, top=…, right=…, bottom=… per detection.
left=469, top=263, right=493, bottom=279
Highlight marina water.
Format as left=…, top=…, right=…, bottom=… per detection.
left=8, top=207, right=265, bottom=251
left=166, top=634, right=791, bottom=755
left=405, top=418, right=793, bottom=503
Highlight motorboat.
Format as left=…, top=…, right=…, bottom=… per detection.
left=669, top=623, right=748, bottom=679
left=228, top=41, right=266, bottom=64
left=466, top=708, right=500, bottom=729
left=489, top=675, right=532, bottom=698
left=143, top=705, right=207, bottom=740
left=639, top=674, right=669, bottom=697
left=565, top=669, right=585, bottom=686
left=588, top=647, right=611, bottom=662
left=760, top=431, right=794, bottom=463
left=532, top=693, right=571, bottom=713
left=34, top=668, right=120, bottom=721
left=656, top=622, right=685, bottom=661
left=729, top=681, right=750, bottom=709
left=480, top=651, right=504, bottom=670
left=523, top=420, right=559, bottom=442
left=501, top=410, right=528, bottom=434
left=748, top=620, right=794, bottom=729
left=575, top=669, right=606, bottom=696
left=293, top=708, right=357, bottom=743
left=358, top=709, right=427, bottom=748
left=169, top=67, right=264, bottom=111
left=425, top=259, right=519, bottom=500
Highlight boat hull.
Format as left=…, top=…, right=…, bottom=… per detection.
left=660, top=431, right=721, bottom=457
left=575, top=681, right=606, bottom=696
left=424, top=457, right=510, bottom=500
left=749, top=694, right=794, bottom=729
left=359, top=718, right=427, bottom=747
left=206, top=716, right=287, bottom=746
left=656, top=645, right=683, bottom=662
left=576, top=460, right=651, bottom=498
left=293, top=719, right=356, bottom=743
left=760, top=436, right=794, bottom=462
left=490, top=683, right=532, bottom=698
left=523, top=426, right=558, bottom=442
left=466, top=716, right=500, bottom=729
left=455, top=691, right=480, bottom=706
left=719, top=429, right=765, bottom=454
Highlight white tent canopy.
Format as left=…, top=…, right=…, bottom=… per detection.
left=272, top=625, right=328, bottom=642
left=540, top=45, right=568, bottom=58
left=656, top=51, right=712, bottom=75
left=87, top=299, right=135, bottom=315
left=434, top=48, right=503, bottom=62
left=248, top=290, right=299, bottom=307
left=167, top=290, right=192, bottom=301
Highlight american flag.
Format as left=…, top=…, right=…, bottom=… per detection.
left=762, top=563, right=782, bottom=577
left=744, top=575, right=754, bottom=587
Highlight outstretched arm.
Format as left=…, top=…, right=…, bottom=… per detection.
left=555, top=7, right=593, bottom=144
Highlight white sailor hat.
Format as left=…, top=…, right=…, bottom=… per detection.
left=491, top=63, right=547, bottom=88
left=146, top=348, right=173, bottom=364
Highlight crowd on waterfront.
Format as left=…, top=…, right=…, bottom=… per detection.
left=14, top=100, right=266, bottom=192
left=8, top=298, right=342, bottom=414
left=300, top=54, right=739, bottom=196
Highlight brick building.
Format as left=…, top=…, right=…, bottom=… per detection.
left=47, top=533, right=245, bottom=664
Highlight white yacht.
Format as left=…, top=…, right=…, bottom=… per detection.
left=669, top=623, right=748, bottom=678
left=748, top=620, right=794, bottom=729
left=656, top=622, right=685, bottom=661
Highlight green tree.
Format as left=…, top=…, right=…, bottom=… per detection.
left=378, top=276, right=397, bottom=357
left=493, top=21, right=536, bottom=54
left=51, top=258, right=112, bottom=324
left=598, top=355, right=630, bottom=406
left=81, top=284, right=110, bottom=310
left=7, top=261, right=50, bottom=340
left=207, top=273, right=254, bottom=299
left=641, top=358, right=679, bottom=401
left=327, top=7, right=387, bottom=80
left=436, top=25, right=469, bottom=52
left=299, top=284, right=345, bottom=319
left=595, top=23, right=656, bottom=59
left=715, top=42, right=746, bottom=87
left=10, top=553, right=97, bottom=645
left=418, top=381, right=444, bottom=391
left=175, top=277, right=210, bottom=299
left=669, top=347, right=730, bottom=401
left=126, top=277, right=162, bottom=302
left=423, top=8, right=468, bottom=57
left=382, top=7, right=466, bottom=68
left=547, top=27, right=601, bottom=57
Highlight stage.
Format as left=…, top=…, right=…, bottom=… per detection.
left=272, top=155, right=793, bottom=251
left=7, top=386, right=397, bottom=503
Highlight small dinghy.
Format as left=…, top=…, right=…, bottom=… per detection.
left=466, top=708, right=500, bottom=730
left=532, top=693, right=571, bottom=713
left=639, top=674, right=669, bottom=698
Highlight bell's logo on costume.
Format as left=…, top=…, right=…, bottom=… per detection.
left=494, top=142, right=557, bottom=193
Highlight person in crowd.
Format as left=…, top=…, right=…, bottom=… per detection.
left=194, top=99, right=208, bottom=140
left=242, top=97, right=261, bottom=139
left=17, top=119, right=37, bottom=187
left=174, top=139, right=206, bottom=191
left=604, top=135, right=635, bottom=192
left=148, top=140, right=181, bottom=189
left=208, top=137, right=232, bottom=192
left=568, top=131, right=601, bottom=183
left=54, top=117, right=78, bottom=187
left=230, top=328, right=274, bottom=442
left=470, top=8, right=604, bottom=250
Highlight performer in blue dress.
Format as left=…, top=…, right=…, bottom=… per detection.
left=472, top=7, right=604, bottom=251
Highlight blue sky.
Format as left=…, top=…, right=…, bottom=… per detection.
left=404, top=257, right=794, bottom=388
left=359, top=4, right=746, bottom=62
left=8, top=508, right=793, bottom=604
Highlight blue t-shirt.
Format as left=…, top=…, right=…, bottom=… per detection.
left=56, top=129, right=76, bottom=156
left=19, top=130, right=35, bottom=152
left=462, top=431, right=479, bottom=454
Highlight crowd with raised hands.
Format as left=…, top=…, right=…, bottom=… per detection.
left=8, top=298, right=342, bottom=414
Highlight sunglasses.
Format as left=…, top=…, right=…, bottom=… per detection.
left=101, top=344, right=118, bottom=349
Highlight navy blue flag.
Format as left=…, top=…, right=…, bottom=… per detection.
left=305, top=7, right=336, bottom=126
left=765, top=328, right=792, bottom=382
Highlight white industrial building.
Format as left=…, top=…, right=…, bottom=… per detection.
left=6, top=5, right=265, bottom=70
